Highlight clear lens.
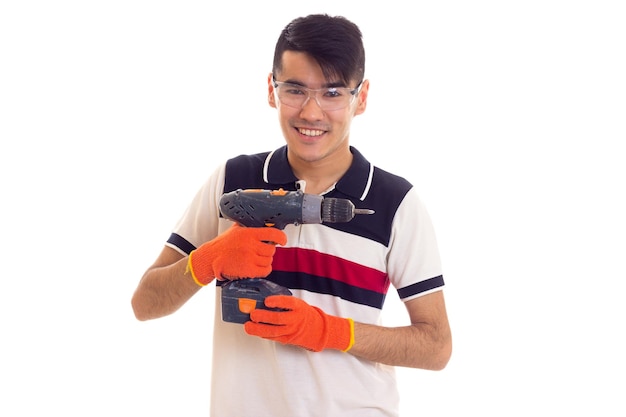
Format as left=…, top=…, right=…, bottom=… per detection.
left=274, top=82, right=358, bottom=111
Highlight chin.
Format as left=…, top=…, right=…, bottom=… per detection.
left=289, top=145, right=326, bottom=163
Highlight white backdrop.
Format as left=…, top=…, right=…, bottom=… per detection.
left=1, top=1, right=625, bottom=415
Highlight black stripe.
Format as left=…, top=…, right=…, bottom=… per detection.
left=397, top=275, right=445, bottom=299
left=223, top=147, right=414, bottom=247
left=166, top=233, right=196, bottom=255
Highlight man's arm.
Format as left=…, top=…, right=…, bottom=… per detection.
left=132, top=225, right=289, bottom=321
left=246, top=289, right=452, bottom=370
left=131, top=246, right=201, bottom=321
left=349, top=291, right=452, bottom=370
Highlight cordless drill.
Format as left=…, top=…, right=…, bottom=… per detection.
left=218, top=188, right=374, bottom=323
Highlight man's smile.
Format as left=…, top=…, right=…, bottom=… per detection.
left=297, top=127, right=326, bottom=137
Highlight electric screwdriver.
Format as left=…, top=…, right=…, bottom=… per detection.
left=219, top=188, right=374, bottom=229
left=218, top=188, right=374, bottom=323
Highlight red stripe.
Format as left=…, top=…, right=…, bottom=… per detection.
left=273, top=247, right=389, bottom=295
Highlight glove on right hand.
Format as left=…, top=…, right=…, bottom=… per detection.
left=187, top=223, right=287, bottom=286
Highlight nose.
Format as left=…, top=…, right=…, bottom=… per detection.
left=299, top=91, right=324, bottom=120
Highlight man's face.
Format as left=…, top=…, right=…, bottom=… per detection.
left=268, top=51, right=368, bottom=166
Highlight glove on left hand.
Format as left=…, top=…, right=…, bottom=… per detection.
left=244, top=295, right=354, bottom=352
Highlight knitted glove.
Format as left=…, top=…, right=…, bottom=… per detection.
left=186, top=223, right=287, bottom=286
left=244, top=295, right=355, bottom=352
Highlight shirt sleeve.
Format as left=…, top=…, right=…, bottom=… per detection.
left=165, top=163, right=226, bottom=255
left=387, top=187, right=445, bottom=301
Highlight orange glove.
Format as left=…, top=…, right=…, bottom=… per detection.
left=244, top=295, right=355, bottom=352
left=186, top=223, right=287, bottom=286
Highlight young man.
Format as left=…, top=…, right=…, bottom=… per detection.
left=132, top=14, right=452, bottom=416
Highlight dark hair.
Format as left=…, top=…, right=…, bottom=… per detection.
left=272, top=14, right=365, bottom=86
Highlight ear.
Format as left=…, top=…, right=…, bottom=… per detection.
left=267, top=73, right=277, bottom=109
left=354, top=79, right=369, bottom=116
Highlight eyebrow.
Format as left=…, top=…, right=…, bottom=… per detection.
left=281, top=78, right=348, bottom=89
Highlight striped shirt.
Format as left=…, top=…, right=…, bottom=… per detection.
left=166, top=145, right=444, bottom=417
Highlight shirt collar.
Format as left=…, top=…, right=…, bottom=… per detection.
left=263, top=145, right=374, bottom=201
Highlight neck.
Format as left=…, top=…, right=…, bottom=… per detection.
left=288, top=147, right=353, bottom=195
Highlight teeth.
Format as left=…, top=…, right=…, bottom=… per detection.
left=298, top=128, right=324, bottom=137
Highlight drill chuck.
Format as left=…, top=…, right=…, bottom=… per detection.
left=322, top=198, right=369, bottom=223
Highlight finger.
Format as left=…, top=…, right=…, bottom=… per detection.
left=245, top=229, right=287, bottom=246
left=244, top=321, right=291, bottom=339
left=251, top=242, right=279, bottom=257
left=263, top=295, right=300, bottom=310
left=249, top=308, right=290, bottom=325
left=257, top=228, right=288, bottom=246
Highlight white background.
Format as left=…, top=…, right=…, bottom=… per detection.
left=1, top=1, right=625, bottom=415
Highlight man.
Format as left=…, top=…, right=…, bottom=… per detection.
left=132, top=13, right=452, bottom=417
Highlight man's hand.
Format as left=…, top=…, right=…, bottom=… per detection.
left=186, top=223, right=287, bottom=286
left=244, top=295, right=354, bottom=352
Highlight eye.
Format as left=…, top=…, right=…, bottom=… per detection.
left=283, top=85, right=306, bottom=96
left=323, top=88, right=344, bottom=99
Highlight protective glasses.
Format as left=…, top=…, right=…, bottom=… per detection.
left=272, top=75, right=362, bottom=111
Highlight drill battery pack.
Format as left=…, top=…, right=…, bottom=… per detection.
left=221, top=279, right=293, bottom=324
